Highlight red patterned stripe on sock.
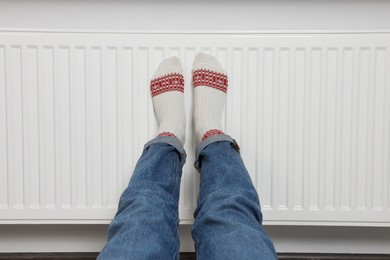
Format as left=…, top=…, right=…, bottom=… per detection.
left=158, top=132, right=177, bottom=138
left=193, top=69, right=228, bottom=92
left=201, top=129, right=225, bottom=141
left=151, top=73, right=184, bottom=97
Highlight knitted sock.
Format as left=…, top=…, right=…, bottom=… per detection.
left=193, top=53, right=228, bottom=142
left=150, top=56, right=186, bottom=144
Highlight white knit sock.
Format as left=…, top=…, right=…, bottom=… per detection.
left=150, top=56, right=186, bottom=144
left=193, top=53, right=228, bottom=142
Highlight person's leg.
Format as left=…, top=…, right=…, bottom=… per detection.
left=98, top=136, right=185, bottom=260
left=191, top=53, right=277, bottom=259
left=98, top=56, right=186, bottom=260
left=192, top=136, right=277, bottom=259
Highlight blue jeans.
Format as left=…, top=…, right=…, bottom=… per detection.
left=98, top=135, right=277, bottom=260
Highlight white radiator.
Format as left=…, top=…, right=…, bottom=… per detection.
left=0, top=31, right=389, bottom=226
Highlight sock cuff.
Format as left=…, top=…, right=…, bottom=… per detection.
left=151, top=73, right=184, bottom=97
left=158, top=132, right=177, bottom=138
left=193, top=69, right=228, bottom=93
left=201, top=129, right=225, bottom=141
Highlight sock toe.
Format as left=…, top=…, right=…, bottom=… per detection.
left=192, top=52, right=225, bottom=74
left=153, top=56, right=183, bottom=79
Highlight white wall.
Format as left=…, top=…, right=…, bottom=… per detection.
left=0, top=0, right=390, bottom=32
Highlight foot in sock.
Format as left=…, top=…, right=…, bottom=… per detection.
left=192, top=53, right=228, bottom=142
left=150, top=56, right=186, bottom=144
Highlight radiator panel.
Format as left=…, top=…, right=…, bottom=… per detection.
left=0, top=32, right=389, bottom=225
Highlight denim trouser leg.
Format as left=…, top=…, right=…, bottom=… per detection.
left=192, top=135, right=277, bottom=260
left=98, top=136, right=186, bottom=260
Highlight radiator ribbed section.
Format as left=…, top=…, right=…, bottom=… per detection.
left=0, top=33, right=389, bottom=225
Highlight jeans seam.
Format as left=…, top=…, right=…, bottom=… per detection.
left=168, top=152, right=179, bottom=195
